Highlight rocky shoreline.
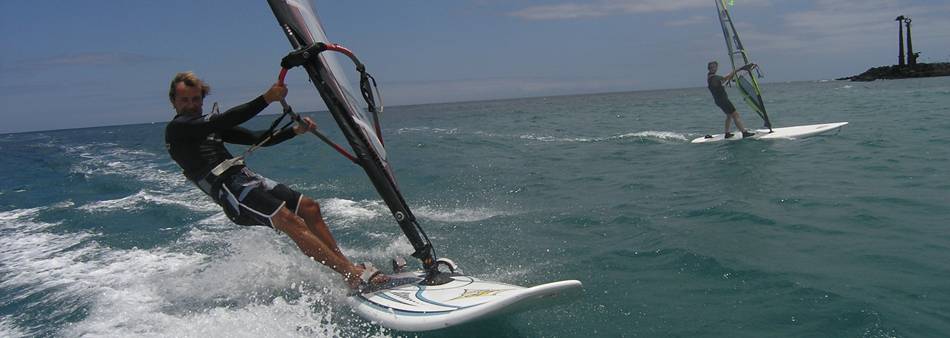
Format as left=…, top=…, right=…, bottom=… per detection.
left=838, top=62, right=950, bottom=81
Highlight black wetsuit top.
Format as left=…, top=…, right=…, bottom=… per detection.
left=707, top=74, right=729, bottom=104
left=165, top=96, right=296, bottom=182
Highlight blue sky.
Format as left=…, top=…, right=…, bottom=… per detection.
left=2, top=0, right=949, bottom=133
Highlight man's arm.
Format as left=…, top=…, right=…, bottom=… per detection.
left=723, top=63, right=758, bottom=82
left=205, top=96, right=269, bottom=129
left=170, top=83, right=287, bottom=135
left=204, top=82, right=288, bottom=130
left=167, top=96, right=268, bottom=137
left=220, top=115, right=315, bottom=146
left=221, top=126, right=296, bottom=146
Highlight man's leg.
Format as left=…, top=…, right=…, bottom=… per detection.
left=274, top=202, right=389, bottom=289
left=295, top=197, right=348, bottom=264
left=724, top=114, right=733, bottom=134
left=219, top=169, right=386, bottom=288
left=730, top=111, right=747, bottom=132
left=270, top=207, right=367, bottom=288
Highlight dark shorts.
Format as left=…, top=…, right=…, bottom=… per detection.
left=715, top=100, right=736, bottom=115
left=199, top=167, right=302, bottom=227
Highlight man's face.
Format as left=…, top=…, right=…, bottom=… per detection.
left=709, top=63, right=719, bottom=73
left=172, top=82, right=203, bottom=115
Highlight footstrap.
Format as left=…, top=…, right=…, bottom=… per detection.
left=359, top=262, right=381, bottom=284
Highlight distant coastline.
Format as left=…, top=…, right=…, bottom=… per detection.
left=838, top=62, right=950, bottom=81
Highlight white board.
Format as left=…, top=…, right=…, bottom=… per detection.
left=691, top=122, right=848, bottom=144
left=345, top=271, right=583, bottom=332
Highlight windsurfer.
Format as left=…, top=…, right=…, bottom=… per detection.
left=706, top=61, right=756, bottom=139
left=164, top=71, right=388, bottom=291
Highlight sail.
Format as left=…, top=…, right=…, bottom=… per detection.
left=267, top=0, right=436, bottom=266
left=715, top=0, right=772, bottom=129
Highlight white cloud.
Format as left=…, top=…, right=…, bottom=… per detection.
left=675, top=0, right=950, bottom=59
left=508, top=0, right=770, bottom=21
left=381, top=77, right=645, bottom=104
left=665, top=15, right=710, bottom=27
left=771, top=0, right=950, bottom=55
left=2, top=52, right=170, bottom=73
left=507, top=3, right=615, bottom=20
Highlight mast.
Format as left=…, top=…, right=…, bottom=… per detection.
left=266, top=0, right=439, bottom=274
left=714, top=0, right=772, bottom=130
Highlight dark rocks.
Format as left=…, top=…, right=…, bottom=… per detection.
left=838, top=62, right=950, bottom=81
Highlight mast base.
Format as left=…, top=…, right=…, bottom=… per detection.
left=421, top=258, right=460, bottom=286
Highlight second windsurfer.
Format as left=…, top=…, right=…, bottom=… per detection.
left=706, top=61, right=756, bottom=139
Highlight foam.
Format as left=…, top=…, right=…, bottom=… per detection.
left=0, top=207, right=45, bottom=224
left=517, top=133, right=590, bottom=142
left=0, top=211, right=97, bottom=318
left=319, top=198, right=387, bottom=228
left=1, top=205, right=391, bottom=337
left=396, top=126, right=459, bottom=135
left=66, top=142, right=190, bottom=190
left=287, top=181, right=342, bottom=192
left=517, top=131, right=687, bottom=143
left=414, top=205, right=508, bottom=222
left=71, top=294, right=372, bottom=338
left=320, top=197, right=510, bottom=224
left=613, top=131, right=688, bottom=141
left=395, top=127, right=688, bottom=144
left=78, top=190, right=217, bottom=213
left=339, top=235, right=414, bottom=264
left=0, top=318, right=26, bottom=338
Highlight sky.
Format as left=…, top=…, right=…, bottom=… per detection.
left=1, top=0, right=949, bottom=133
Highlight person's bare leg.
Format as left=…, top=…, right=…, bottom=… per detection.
left=271, top=207, right=365, bottom=288
left=295, top=197, right=347, bottom=262
left=730, top=111, right=748, bottom=133
left=724, top=115, right=733, bottom=135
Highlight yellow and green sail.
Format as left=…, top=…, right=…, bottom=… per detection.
left=715, top=0, right=772, bottom=129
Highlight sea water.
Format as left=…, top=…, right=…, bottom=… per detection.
left=1, top=77, right=949, bottom=337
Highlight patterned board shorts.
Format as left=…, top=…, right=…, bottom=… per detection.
left=715, top=99, right=737, bottom=115
left=198, top=167, right=302, bottom=227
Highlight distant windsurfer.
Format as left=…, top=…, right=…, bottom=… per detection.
left=706, top=61, right=756, bottom=139
left=164, top=71, right=388, bottom=291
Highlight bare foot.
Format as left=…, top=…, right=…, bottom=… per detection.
left=347, top=264, right=391, bottom=291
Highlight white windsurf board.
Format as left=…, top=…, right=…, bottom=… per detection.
left=346, top=271, right=583, bottom=332
left=691, top=122, right=848, bottom=144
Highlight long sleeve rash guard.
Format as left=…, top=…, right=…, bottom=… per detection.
left=165, top=96, right=296, bottom=181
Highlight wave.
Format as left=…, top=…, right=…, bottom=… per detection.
left=287, top=181, right=343, bottom=193
left=319, top=197, right=510, bottom=226
left=66, top=142, right=189, bottom=190
left=0, top=209, right=98, bottom=332
left=518, top=133, right=594, bottom=143
left=1, top=204, right=389, bottom=337
left=520, top=130, right=688, bottom=143
left=78, top=189, right=217, bottom=213
left=0, top=206, right=46, bottom=225
left=610, top=131, right=689, bottom=142
left=339, top=235, right=415, bottom=265
left=399, top=126, right=688, bottom=144
left=0, top=318, right=26, bottom=338
left=319, top=198, right=388, bottom=228
left=414, top=205, right=509, bottom=222
left=396, top=126, right=459, bottom=135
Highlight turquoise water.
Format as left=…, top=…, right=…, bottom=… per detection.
left=2, top=77, right=949, bottom=337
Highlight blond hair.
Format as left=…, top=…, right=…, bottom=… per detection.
left=168, top=71, right=211, bottom=104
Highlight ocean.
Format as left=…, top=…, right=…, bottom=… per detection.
left=1, top=77, right=949, bottom=337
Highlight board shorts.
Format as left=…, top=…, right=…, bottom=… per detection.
left=196, top=167, right=302, bottom=227
left=715, top=99, right=736, bottom=115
